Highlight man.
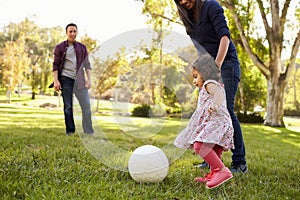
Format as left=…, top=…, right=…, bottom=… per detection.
left=52, top=23, right=94, bottom=135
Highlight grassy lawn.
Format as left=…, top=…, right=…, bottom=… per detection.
left=0, top=94, right=299, bottom=199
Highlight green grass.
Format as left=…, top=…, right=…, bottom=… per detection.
left=0, top=95, right=300, bottom=199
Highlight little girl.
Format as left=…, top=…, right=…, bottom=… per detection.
left=174, top=54, right=234, bottom=189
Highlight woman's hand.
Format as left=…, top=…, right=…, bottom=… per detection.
left=215, top=61, right=222, bottom=70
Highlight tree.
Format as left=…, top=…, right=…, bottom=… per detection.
left=0, top=33, right=30, bottom=102
left=91, top=48, right=130, bottom=111
left=0, top=19, right=65, bottom=98
left=285, top=60, right=300, bottom=112
left=20, top=19, right=54, bottom=99
left=222, top=1, right=268, bottom=114
left=141, top=0, right=177, bottom=104
left=220, top=0, right=300, bottom=127
left=79, top=34, right=98, bottom=55
left=39, top=27, right=65, bottom=94
left=138, top=0, right=180, bottom=25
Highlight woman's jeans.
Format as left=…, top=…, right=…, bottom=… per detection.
left=60, top=76, right=94, bottom=134
left=221, top=60, right=246, bottom=165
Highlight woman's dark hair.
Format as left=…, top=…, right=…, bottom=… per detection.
left=192, top=53, right=222, bottom=83
left=174, top=0, right=204, bottom=34
left=65, top=23, right=77, bottom=33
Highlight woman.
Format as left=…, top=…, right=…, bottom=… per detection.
left=174, top=0, right=247, bottom=173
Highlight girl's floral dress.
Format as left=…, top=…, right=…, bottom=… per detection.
left=174, top=80, right=234, bottom=150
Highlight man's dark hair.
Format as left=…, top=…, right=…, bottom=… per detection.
left=66, top=23, right=77, bottom=33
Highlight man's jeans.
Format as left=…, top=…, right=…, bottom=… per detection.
left=60, top=76, right=94, bottom=134
left=221, top=60, right=246, bottom=165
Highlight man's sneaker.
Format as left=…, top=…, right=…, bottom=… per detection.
left=66, top=132, right=74, bottom=136
left=199, top=161, right=210, bottom=169
left=206, top=167, right=233, bottom=189
left=230, top=163, right=248, bottom=173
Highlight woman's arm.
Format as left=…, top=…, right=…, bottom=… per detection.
left=215, top=36, right=229, bottom=69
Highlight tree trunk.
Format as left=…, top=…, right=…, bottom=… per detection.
left=58, top=91, right=61, bottom=107
left=238, top=81, right=246, bottom=114
left=264, top=77, right=286, bottom=127
left=31, top=70, right=36, bottom=100
left=6, top=89, right=11, bottom=104
left=293, top=68, right=297, bottom=108
left=31, top=91, right=36, bottom=100
left=96, top=93, right=101, bottom=113
left=17, top=83, right=22, bottom=97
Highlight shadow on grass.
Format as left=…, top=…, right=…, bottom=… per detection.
left=242, top=123, right=300, bottom=148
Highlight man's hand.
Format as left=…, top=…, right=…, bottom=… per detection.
left=54, top=80, right=61, bottom=91
left=53, top=70, right=61, bottom=91
left=85, top=79, right=91, bottom=89
left=85, top=69, right=92, bottom=89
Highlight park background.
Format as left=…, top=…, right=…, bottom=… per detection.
left=0, top=0, right=300, bottom=199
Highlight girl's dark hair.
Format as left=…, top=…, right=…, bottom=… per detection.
left=65, top=23, right=77, bottom=33
left=192, top=53, right=222, bottom=83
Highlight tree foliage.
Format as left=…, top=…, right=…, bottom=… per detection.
left=0, top=19, right=65, bottom=99
left=91, top=47, right=130, bottom=111
left=0, top=33, right=30, bottom=102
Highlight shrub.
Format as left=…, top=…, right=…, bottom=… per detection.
left=237, top=112, right=264, bottom=123
left=284, top=108, right=300, bottom=117
left=131, top=104, right=151, bottom=118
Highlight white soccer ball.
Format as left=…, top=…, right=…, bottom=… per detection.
left=128, top=145, right=169, bottom=183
